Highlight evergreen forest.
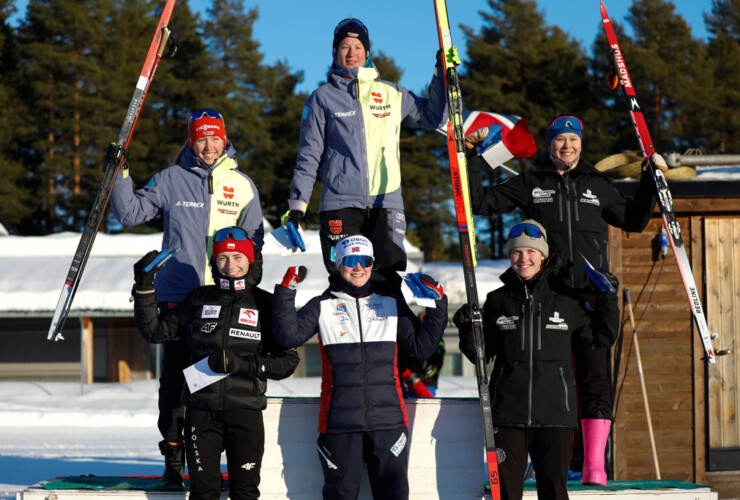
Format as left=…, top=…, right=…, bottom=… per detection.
left=1, top=0, right=738, bottom=259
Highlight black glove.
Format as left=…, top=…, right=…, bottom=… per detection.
left=133, top=250, right=160, bottom=292
left=105, top=142, right=129, bottom=170
left=280, top=266, right=309, bottom=290
left=207, top=349, right=258, bottom=378
left=281, top=209, right=304, bottom=228
left=424, top=341, right=446, bottom=378
left=452, top=303, right=472, bottom=330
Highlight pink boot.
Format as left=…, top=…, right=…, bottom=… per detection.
left=581, top=418, right=611, bottom=486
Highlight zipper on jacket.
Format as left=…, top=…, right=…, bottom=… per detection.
left=219, top=296, right=234, bottom=410
left=527, top=297, right=534, bottom=426
left=563, top=176, right=575, bottom=287
left=556, top=183, right=564, bottom=222
left=208, top=172, right=214, bottom=194
left=537, top=302, right=542, bottom=351
left=353, top=78, right=371, bottom=209
left=355, top=296, right=370, bottom=427
left=573, top=176, right=580, bottom=222
left=559, top=366, right=570, bottom=412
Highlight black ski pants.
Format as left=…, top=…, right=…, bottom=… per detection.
left=319, top=207, right=406, bottom=286
left=157, top=302, right=190, bottom=444
left=185, top=406, right=265, bottom=500
left=495, top=426, right=574, bottom=500
left=317, top=427, right=410, bottom=500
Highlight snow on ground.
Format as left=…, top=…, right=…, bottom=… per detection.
left=0, top=377, right=478, bottom=499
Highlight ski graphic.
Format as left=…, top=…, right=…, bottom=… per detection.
left=600, top=1, right=715, bottom=362
left=432, top=1, right=501, bottom=497
left=47, top=0, right=178, bottom=341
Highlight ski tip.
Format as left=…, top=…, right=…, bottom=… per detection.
left=600, top=1, right=608, bottom=17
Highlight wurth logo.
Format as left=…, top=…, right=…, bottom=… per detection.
left=223, top=186, right=234, bottom=200
left=329, top=220, right=342, bottom=234
left=371, top=91, right=383, bottom=104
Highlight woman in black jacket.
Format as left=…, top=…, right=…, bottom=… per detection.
left=454, top=220, right=618, bottom=500
left=133, top=226, right=299, bottom=500
left=464, top=116, right=666, bottom=485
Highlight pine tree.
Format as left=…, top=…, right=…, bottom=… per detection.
left=0, top=0, right=33, bottom=230
left=705, top=0, right=740, bottom=153
left=459, top=0, right=598, bottom=256
left=624, top=0, right=713, bottom=153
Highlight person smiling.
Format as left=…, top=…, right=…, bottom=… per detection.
left=109, top=108, right=264, bottom=487
left=271, top=235, right=448, bottom=500
left=464, top=115, right=668, bottom=485
left=454, top=220, right=618, bottom=500
left=132, top=226, right=299, bottom=500
left=282, top=18, right=447, bottom=286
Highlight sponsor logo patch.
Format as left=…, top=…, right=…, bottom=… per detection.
left=229, top=328, right=261, bottom=340
left=329, top=220, right=342, bottom=234
left=496, top=315, right=519, bottom=331
left=390, top=432, right=407, bottom=457
left=238, top=308, right=259, bottom=327
left=201, top=323, right=217, bottom=334
left=201, top=305, right=221, bottom=319
left=546, top=311, right=569, bottom=330
left=223, top=186, right=234, bottom=200
left=532, top=187, right=555, bottom=204
left=580, top=189, right=601, bottom=206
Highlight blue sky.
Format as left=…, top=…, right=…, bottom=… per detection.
left=9, top=0, right=713, bottom=94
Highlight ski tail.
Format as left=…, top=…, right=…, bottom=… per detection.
left=47, top=0, right=178, bottom=342
left=599, top=1, right=715, bottom=363
left=433, top=1, right=501, bottom=498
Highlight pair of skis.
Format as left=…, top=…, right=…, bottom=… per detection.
left=47, top=0, right=178, bottom=341
left=433, top=1, right=501, bottom=498
left=600, top=1, right=715, bottom=362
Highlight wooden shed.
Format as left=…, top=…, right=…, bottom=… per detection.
left=611, top=178, right=740, bottom=499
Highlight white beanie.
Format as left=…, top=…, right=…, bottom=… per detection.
left=334, top=235, right=374, bottom=268
left=506, top=219, right=549, bottom=258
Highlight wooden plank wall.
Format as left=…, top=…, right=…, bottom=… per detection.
left=611, top=217, right=696, bottom=481
left=705, top=218, right=740, bottom=449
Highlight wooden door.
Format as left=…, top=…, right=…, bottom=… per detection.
left=705, top=217, right=740, bottom=470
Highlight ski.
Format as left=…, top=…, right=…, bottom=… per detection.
left=432, top=1, right=501, bottom=497
left=47, top=0, right=178, bottom=341
left=600, top=1, right=715, bottom=363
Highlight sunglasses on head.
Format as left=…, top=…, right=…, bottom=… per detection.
left=335, top=18, right=368, bottom=36
left=509, top=223, right=545, bottom=239
left=548, top=115, right=583, bottom=134
left=340, top=255, right=374, bottom=268
left=214, top=227, right=248, bottom=242
left=190, top=108, right=224, bottom=123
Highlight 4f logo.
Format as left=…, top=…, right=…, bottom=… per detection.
left=242, top=462, right=256, bottom=470
left=201, top=323, right=217, bottom=334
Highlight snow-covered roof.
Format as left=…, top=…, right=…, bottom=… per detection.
left=0, top=224, right=508, bottom=316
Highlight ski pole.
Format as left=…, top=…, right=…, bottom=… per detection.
left=623, top=288, right=661, bottom=479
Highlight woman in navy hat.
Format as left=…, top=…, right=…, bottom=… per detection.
left=463, top=116, right=668, bottom=485
left=282, top=18, right=447, bottom=286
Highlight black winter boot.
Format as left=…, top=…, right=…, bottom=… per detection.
left=159, top=440, right=185, bottom=488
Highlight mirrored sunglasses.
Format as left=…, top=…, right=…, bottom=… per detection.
left=340, top=255, right=374, bottom=268
left=214, top=227, right=248, bottom=242
left=509, top=223, right=544, bottom=239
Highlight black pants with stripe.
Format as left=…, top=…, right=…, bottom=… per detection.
left=185, top=407, right=265, bottom=500
left=317, top=427, right=410, bottom=500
